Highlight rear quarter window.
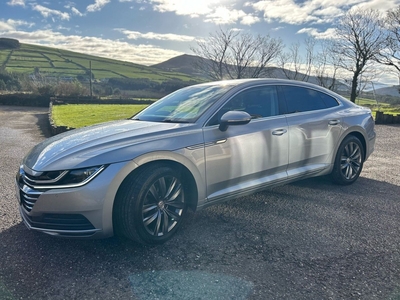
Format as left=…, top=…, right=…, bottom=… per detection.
left=280, top=85, right=338, bottom=113
left=320, top=93, right=339, bottom=108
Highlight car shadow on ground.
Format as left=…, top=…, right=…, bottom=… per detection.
left=1, top=176, right=400, bottom=299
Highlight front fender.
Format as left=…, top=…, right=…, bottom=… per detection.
left=132, top=149, right=206, bottom=204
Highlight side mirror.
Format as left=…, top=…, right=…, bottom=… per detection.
left=219, top=111, right=251, bottom=132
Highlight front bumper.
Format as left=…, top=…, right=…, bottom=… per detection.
left=19, top=206, right=101, bottom=237
left=15, top=161, right=131, bottom=238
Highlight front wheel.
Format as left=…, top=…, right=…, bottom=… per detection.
left=114, top=164, right=188, bottom=244
left=331, top=135, right=364, bottom=185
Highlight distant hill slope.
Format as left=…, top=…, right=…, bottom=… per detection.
left=374, top=85, right=400, bottom=97
left=0, top=42, right=195, bottom=82
left=0, top=38, right=20, bottom=49
left=152, top=54, right=206, bottom=78
left=152, top=54, right=349, bottom=92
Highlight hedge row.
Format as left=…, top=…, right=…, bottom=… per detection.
left=0, top=94, right=50, bottom=107
left=0, top=94, right=156, bottom=107
left=375, top=111, right=400, bottom=124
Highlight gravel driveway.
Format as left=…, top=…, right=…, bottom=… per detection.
left=1, top=105, right=400, bottom=300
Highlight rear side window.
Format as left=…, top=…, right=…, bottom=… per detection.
left=280, top=86, right=339, bottom=114
left=320, top=93, right=339, bottom=108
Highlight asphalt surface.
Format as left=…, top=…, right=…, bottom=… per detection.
left=1, top=105, right=400, bottom=300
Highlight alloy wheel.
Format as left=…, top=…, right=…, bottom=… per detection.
left=142, top=175, right=185, bottom=237
left=340, top=142, right=362, bottom=180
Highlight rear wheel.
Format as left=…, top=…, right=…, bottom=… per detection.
left=331, top=135, right=364, bottom=185
left=114, top=164, right=187, bottom=244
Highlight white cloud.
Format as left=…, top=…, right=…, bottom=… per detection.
left=349, top=0, right=400, bottom=12
left=313, top=6, right=343, bottom=18
left=117, top=29, right=195, bottom=42
left=0, top=19, right=34, bottom=31
left=297, top=27, right=338, bottom=39
left=7, top=0, right=25, bottom=7
left=148, top=0, right=244, bottom=18
left=250, top=0, right=320, bottom=25
left=119, top=0, right=134, bottom=2
left=0, top=29, right=184, bottom=65
left=240, top=14, right=260, bottom=26
left=87, top=0, right=111, bottom=12
left=57, top=26, right=71, bottom=31
left=149, top=0, right=214, bottom=17
left=148, top=0, right=260, bottom=25
left=145, top=0, right=400, bottom=25
left=32, top=5, right=70, bottom=20
left=71, top=7, right=84, bottom=16
left=248, top=0, right=400, bottom=26
left=204, top=7, right=246, bottom=24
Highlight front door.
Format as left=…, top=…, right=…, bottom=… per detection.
left=203, top=85, right=289, bottom=203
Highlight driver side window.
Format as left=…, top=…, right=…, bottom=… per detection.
left=207, top=85, right=280, bottom=126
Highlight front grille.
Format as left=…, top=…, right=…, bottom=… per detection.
left=21, top=210, right=95, bottom=231
left=17, top=166, right=43, bottom=212
left=20, top=188, right=41, bottom=212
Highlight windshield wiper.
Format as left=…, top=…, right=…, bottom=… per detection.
left=162, top=119, right=191, bottom=123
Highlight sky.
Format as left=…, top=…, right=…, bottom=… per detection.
left=1, top=0, right=400, bottom=85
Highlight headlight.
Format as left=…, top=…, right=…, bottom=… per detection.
left=22, top=165, right=107, bottom=189
left=59, top=166, right=104, bottom=185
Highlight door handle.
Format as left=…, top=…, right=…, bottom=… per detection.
left=328, top=120, right=340, bottom=125
left=272, top=129, right=287, bottom=136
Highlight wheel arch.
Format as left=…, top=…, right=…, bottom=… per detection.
left=339, top=130, right=367, bottom=160
left=112, top=151, right=203, bottom=213
left=330, top=130, right=366, bottom=185
left=120, top=159, right=199, bottom=210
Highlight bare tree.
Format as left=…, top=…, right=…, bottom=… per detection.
left=332, top=8, right=387, bottom=102
left=192, top=28, right=238, bottom=81
left=278, top=38, right=315, bottom=82
left=356, top=65, right=381, bottom=97
left=314, top=40, right=341, bottom=90
left=376, top=6, right=400, bottom=84
left=192, top=28, right=282, bottom=80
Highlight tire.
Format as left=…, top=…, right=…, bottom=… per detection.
left=113, top=164, right=188, bottom=244
left=331, top=135, right=364, bottom=185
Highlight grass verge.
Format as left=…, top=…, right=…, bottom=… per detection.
left=355, top=98, right=400, bottom=117
left=51, top=101, right=400, bottom=129
left=51, top=104, right=148, bottom=128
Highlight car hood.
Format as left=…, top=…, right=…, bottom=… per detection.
left=23, top=120, right=197, bottom=171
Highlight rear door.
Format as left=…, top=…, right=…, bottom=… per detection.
left=279, top=85, right=343, bottom=178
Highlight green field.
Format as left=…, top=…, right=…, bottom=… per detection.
left=0, top=43, right=196, bottom=82
left=51, top=99, right=400, bottom=130
left=356, top=97, right=400, bottom=116
left=52, top=104, right=148, bottom=128
left=374, top=106, right=400, bottom=116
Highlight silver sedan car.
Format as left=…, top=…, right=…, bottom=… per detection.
left=16, top=79, right=376, bottom=244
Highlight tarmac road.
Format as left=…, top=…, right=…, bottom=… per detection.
left=1, top=105, right=400, bottom=299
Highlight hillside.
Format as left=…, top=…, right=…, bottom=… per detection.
left=374, top=85, right=400, bottom=97
left=0, top=42, right=195, bottom=82
left=152, top=54, right=206, bottom=78
left=152, top=54, right=349, bottom=92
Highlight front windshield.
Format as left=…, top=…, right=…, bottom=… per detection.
left=132, top=84, right=233, bottom=123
